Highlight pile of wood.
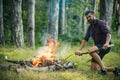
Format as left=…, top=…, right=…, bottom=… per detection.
left=5, top=58, right=76, bottom=72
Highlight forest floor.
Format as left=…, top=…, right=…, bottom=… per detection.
left=0, top=43, right=120, bottom=80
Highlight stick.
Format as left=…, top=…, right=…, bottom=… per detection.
left=75, top=44, right=114, bottom=56
left=64, top=54, right=73, bottom=60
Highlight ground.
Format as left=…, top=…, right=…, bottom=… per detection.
left=0, top=44, right=120, bottom=80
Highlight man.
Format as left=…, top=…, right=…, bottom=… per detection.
left=75, top=10, right=120, bottom=75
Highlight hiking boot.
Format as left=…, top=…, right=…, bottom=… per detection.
left=98, top=69, right=107, bottom=75
left=113, top=67, right=120, bottom=76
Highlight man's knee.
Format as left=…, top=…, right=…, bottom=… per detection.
left=88, top=46, right=98, bottom=54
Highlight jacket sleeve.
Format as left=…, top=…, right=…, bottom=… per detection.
left=84, top=26, right=91, bottom=41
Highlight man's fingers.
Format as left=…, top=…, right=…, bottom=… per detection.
left=103, top=44, right=114, bottom=50
left=75, top=51, right=82, bottom=56
left=103, top=44, right=109, bottom=50
left=103, top=46, right=107, bottom=50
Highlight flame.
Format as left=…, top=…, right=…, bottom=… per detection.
left=31, top=38, right=60, bottom=67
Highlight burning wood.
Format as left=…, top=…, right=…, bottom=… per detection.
left=30, top=38, right=60, bottom=67
left=5, top=58, right=76, bottom=72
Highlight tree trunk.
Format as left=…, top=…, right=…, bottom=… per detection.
left=78, top=16, right=83, bottom=35
left=27, top=0, right=35, bottom=49
left=117, top=0, right=120, bottom=38
left=48, top=0, right=60, bottom=40
left=65, top=4, right=70, bottom=37
left=93, top=0, right=99, bottom=13
left=113, top=0, right=117, bottom=16
left=100, top=0, right=114, bottom=29
left=59, top=0, right=65, bottom=35
left=83, top=12, right=87, bottom=34
left=11, top=0, right=24, bottom=47
left=0, top=0, right=5, bottom=46
left=83, top=0, right=88, bottom=34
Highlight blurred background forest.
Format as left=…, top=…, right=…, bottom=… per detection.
left=0, top=0, right=120, bottom=50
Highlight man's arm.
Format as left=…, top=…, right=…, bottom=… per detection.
left=103, top=33, right=111, bottom=49
left=79, top=26, right=91, bottom=50
left=79, top=39, right=87, bottom=51
left=105, top=33, right=111, bottom=44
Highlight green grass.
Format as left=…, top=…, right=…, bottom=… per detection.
left=0, top=43, right=120, bottom=80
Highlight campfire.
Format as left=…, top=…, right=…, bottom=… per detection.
left=30, top=38, right=60, bottom=67
left=5, top=38, right=76, bottom=72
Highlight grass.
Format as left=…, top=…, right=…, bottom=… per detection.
left=0, top=42, right=120, bottom=80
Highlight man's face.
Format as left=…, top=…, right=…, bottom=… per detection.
left=86, top=13, right=95, bottom=23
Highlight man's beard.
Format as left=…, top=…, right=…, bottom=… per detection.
left=88, top=19, right=94, bottom=24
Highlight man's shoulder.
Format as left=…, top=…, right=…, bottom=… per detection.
left=96, top=19, right=106, bottom=24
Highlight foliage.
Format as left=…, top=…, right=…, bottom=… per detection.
left=3, top=0, right=11, bottom=45
left=62, top=0, right=95, bottom=43
left=110, top=32, right=120, bottom=53
left=35, top=0, right=50, bottom=46
left=59, top=33, right=84, bottom=45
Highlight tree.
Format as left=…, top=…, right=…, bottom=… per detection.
left=117, top=0, right=120, bottom=38
left=27, top=0, right=35, bottom=49
left=83, top=0, right=88, bottom=34
left=48, top=0, right=60, bottom=40
left=100, top=0, right=114, bottom=29
left=59, top=0, right=65, bottom=35
left=11, top=0, right=24, bottom=47
left=0, top=0, right=5, bottom=46
left=93, top=0, right=99, bottom=13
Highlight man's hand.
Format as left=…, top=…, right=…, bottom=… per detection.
left=75, top=50, right=82, bottom=56
left=103, top=43, right=109, bottom=50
